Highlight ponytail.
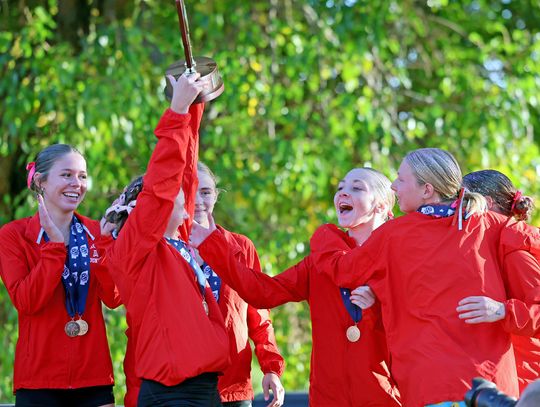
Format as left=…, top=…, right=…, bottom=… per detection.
left=104, top=176, right=144, bottom=235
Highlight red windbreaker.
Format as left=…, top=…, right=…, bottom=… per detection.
left=0, top=213, right=119, bottom=392
left=309, top=212, right=540, bottom=407
left=198, top=228, right=402, bottom=406
left=214, top=225, right=285, bottom=402
left=501, top=250, right=540, bottom=393
left=121, top=224, right=284, bottom=406
left=105, top=107, right=229, bottom=388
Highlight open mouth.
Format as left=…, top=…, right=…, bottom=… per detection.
left=338, top=202, right=353, bottom=214
left=63, top=192, right=80, bottom=199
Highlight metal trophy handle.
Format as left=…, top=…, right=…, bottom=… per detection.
left=164, top=0, right=224, bottom=103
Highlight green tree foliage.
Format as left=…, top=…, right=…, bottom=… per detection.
left=1, top=0, right=540, bottom=402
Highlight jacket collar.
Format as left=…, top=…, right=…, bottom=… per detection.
left=24, top=211, right=96, bottom=244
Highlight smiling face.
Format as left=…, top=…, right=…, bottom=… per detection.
left=391, top=160, right=426, bottom=214
left=333, top=169, right=381, bottom=230
left=194, top=169, right=218, bottom=227
left=37, top=152, right=87, bottom=215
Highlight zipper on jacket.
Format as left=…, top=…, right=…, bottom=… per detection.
left=68, top=334, right=74, bottom=388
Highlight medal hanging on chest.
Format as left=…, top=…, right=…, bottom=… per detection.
left=166, top=238, right=209, bottom=315
left=340, top=287, right=363, bottom=342
left=64, top=319, right=80, bottom=337
left=46, top=216, right=91, bottom=337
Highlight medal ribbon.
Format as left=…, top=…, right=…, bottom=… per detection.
left=44, top=216, right=91, bottom=318
left=340, top=288, right=362, bottom=323
left=166, top=238, right=207, bottom=295
left=201, top=262, right=221, bottom=302
left=417, top=203, right=456, bottom=218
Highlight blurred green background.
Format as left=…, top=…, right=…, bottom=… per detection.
left=1, top=0, right=540, bottom=403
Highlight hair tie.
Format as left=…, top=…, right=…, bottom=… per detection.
left=510, top=190, right=522, bottom=213
left=387, top=211, right=394, bottom=220
left=26, top=162, right=36, bottom=189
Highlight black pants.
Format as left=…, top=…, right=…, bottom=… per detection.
left=15, top=385, right=114, bottom=407
left=222, top=401, right=252, bottom=407
left=138, top=373, right=222, bottom=407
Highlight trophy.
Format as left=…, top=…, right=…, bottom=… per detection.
left=164, top=0, right=224, bottom=103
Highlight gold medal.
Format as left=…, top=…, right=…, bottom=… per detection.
left=76, top=318, right=89, bottom=336
left=346, top=325, right=361, bottom=342
left=65, top=320, right=80, bottom=337
left=202, top=299, right=209, bottom=315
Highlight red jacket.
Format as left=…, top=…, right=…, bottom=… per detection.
left=106, top=107, right=229, bottom=387
left=0, top=213, right=119, bottom=392
left=198, top=228, right=402, bottom=406
left=501, top=250, right=540, bottom=393
left=120, top=224, right=284, bottom=406
left=309, top=212, right=540, bottom=407
left=213, top=225, right=285, bottom=402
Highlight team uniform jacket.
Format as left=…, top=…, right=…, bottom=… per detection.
left=0, top=213, right=119, bottom=392
left=105, top=107, right=229, bottom=388
left=308, top=211, right=540, bottom=407
left=501, top=250, right=540, bottom=393
left=213, top=225, right=285, bottom=402
left=198, top=228, right=402, bottom=406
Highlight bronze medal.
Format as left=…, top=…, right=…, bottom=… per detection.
left=65, top=320, right=81, bottom=337
left=76, top=318, right=89, bottom=336
left=346, top=325, right=361, bottom=342
left=202, top=299, right=209, bottom=315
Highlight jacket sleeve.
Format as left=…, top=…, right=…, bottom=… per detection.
left=92, top=236, right=122, bottom=309
left=178, top=103, right=204, bottom=242
left=0, top=223, right=66, bottom=315
left=499, top=219, right=540, bottom=258
left=309, top=223, right=382, bottom=289
left=198, top=229, right=310, bottom=309
left=109, top=108, right=194, bottom=279
left=247, top=306, right=285, bottom=376
left=240, top=237, right=285, bottom=376
left=500, top=250, right=540, bottom=336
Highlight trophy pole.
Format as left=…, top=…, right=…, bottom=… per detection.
left=175, top=0, right=196, bottom=73
left=164, top=0, right=224, bottom=103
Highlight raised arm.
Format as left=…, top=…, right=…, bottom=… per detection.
left=0, top=223, right=65, bottom=315
left=178, top=102, right=205, bottom=242
left=196, top=228, right=310, bottom=309
left=110, top=73, right=204, bottom=275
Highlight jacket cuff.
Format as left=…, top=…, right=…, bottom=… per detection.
left=156, top=108, right=192, bottom=132
left=198, top=229, right=225, bottom=253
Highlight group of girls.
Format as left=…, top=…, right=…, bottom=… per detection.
left=1, top=70, right=540, bottom=407
left=0, top=73, right=284, bottom=407
left=190, top=148, right=540, bottom=407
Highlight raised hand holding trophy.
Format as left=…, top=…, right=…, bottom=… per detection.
left=164, top=0, right=224, bottom=104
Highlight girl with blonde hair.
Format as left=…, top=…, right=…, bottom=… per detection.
left=190, top=166, right=402, bottom=407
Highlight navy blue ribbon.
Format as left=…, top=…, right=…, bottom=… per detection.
left=166, top=238, right=207, bottom=295
left=417, top=203, right=456, bottom=218
left=340, top=288, right=362, bottom=323
left=201, top=262, right=221, bottom=302
left=44, top=216, right=90, bottom=318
